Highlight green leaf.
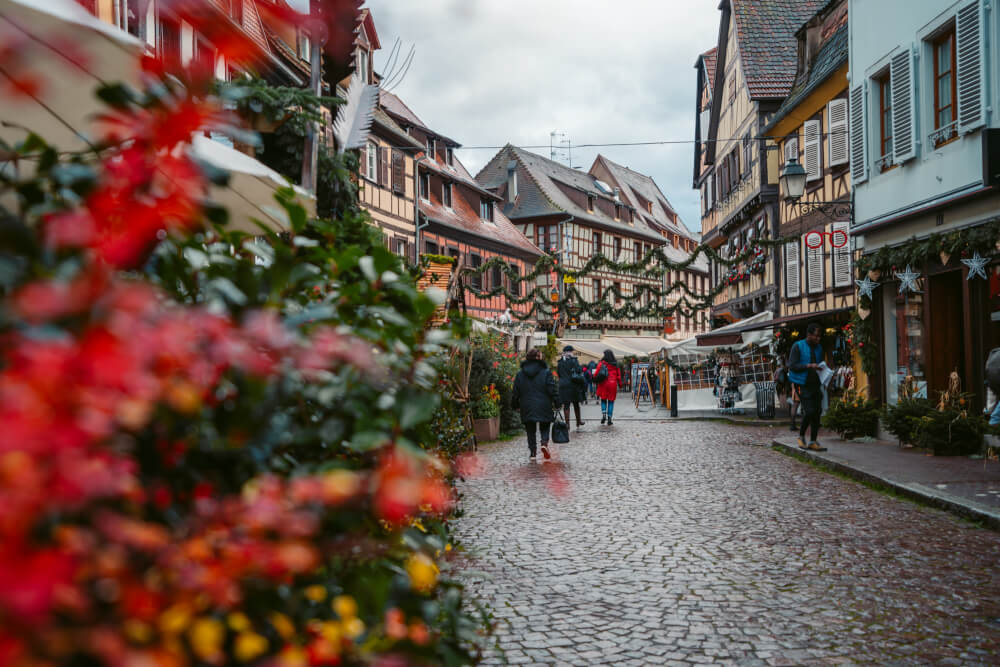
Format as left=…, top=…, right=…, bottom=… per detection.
left=346, top=431, right=391, bottom=452
left=95, top=82, right=136, bottom=110
left=399, top=391, right=439, bottom=430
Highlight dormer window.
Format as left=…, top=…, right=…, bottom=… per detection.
left=442, top=182, right=452, bottom=209
left=357, top=48, right=369, bottom=83
left=587, top=195, right=594, bottom=212
left=297, top=31, right=311, bottom=61
left=480, top=198, right=494, bottom=222
left=446, top=147, right=454, bottom=166
left=614, top=204, right=621, bottom=221
left=646, top=201, right=653, bottom=214
left=426, top=138, right=436, bottom=159
left=419, top=172, right=429, bottom=201
left=628, top=209, right=635, bottom=223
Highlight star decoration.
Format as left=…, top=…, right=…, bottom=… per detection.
left=855, top=276, right=880, bottom=300
left=961, top=252, right=989, bottom=281
left=895, top=264, right=921, bottom=294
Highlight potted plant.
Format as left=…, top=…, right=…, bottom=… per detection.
left=822, top=387, right=880, bottom=439
left=472, top=383, right=501, bottom=442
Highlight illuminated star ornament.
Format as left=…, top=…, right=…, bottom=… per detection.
left=855, top=276, right=879, bottom=299
left=895, top=264, right=921, bottom=294
left=961, top=252, right=990, bottom=281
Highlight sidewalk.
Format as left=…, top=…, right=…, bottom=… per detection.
left=773, top=433, right=1000, bottom=529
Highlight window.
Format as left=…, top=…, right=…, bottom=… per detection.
left=394, top=238, right=407, bottom=259
left=470, top=254, right=482, bottom=290
left=615, top=204, right=621, bottom=221
left=613, top=237, right=622, bottom=259
left=426, top=137, right=435, bottom=158
left=634, top=243, right=641, bottom=262
left=803, top=119, right=822, bottom=181
left=442, top=182, right=452, bottom=208
left=298, top=31, right=311, bottom=61
left=491, top=265, right=503, bottom=289
left=447, top=247, right=460, bottom=262
left=594, top=279, right=602, bottom=300
left=587, top=195, right=594, bottom=212
left=365, top=141, right=378, bottom=181
left=159, top=17, right=181, bottom=71
left=446, top=147, right=454, bottom=166
left=742, top=131, right=752, bottom=176
left=511, top=266, right=521, bottom=296
left=536, top=226, right=558, bottom=254
left=121, top=0, right=142, bottom=36
left=419, top=173, right=430, bottom=200
left=932, top=25, right=957, bottom=144
left=878, top=73, right=893, bottom=162
left=480, top=198, right=494, bottom=222
left=425, top=240, right=439, bottom=255
left=357, top=48, right=369, bottom=82
left=593, top=233, right=602, bottom=255
left=613, top=281, right=622, bottom=304
left=629, top=209, right=634, bottom=223
left=230, top=0, right=243, bottom=24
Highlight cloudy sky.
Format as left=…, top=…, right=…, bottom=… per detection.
left=342, top=1, right=721, bottom=235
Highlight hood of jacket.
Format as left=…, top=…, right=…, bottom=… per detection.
left=520, top=359, right=548, bottom=378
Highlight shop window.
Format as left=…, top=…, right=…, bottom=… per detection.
left=890, top=289, right=926, bottom=401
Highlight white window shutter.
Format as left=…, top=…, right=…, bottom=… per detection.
left=890, top=47, right=917, bottom=163
left=785, top=240, right=801, bottom=299
left=806, top=242, right=824, bottom=294
left=828, top=99, right=849, bottom=167
left=784, top=135, right=799, bottom=163
left=957, top=0, right=986, bottom=133
left=850, top=84, right=868, bottom=184
left=832, top=222, right=851, bottom=287
left=804, top=120, right=821, bottom=180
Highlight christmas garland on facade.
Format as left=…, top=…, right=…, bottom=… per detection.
left=855, top=221, right=1000, bottom=275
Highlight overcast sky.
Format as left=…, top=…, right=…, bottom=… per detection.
left=329, top=1, right=721, bottom=235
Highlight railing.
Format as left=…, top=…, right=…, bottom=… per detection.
left=928, top=120, right=959, bottom=149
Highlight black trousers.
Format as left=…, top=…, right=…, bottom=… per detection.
left=799, top=390, right=822, bottom=442
left=524, top=421, right=551, bottom=455
left=562, top=401, right=581, bottom=424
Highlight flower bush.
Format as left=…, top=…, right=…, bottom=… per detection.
left=0, top=51, right=486, bottom=667
left=472, top=384, right=502, bottom=419
left=883, top=397, right=934, bottom=446
left=821, top=388, right=880, bottom=439
left=468, top=332, right=521, bottom=433
left=916, top=392, right=987, bottom=456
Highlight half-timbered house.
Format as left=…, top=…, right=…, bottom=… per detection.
left=476, top=146, right=669, bottom=336
left=698, top=0, right=826, bottom=329
left=589, top=155, right=710, bottom=339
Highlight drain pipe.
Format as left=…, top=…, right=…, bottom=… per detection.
left=414, top=154, right=430, bottom=262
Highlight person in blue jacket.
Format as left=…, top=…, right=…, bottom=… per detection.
left=788, top=322, right=827, bottom=451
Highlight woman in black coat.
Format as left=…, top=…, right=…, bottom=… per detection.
left=511, top=348, right=559, bottom=461
left=556, top=346, right=586, bottom=428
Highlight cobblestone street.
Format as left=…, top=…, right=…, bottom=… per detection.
left=453, top=419, right=1000, bottom=665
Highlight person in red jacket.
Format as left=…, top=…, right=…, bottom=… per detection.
left=594, top=349, right=621, bottom=426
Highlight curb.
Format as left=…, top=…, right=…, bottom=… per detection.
left=771, top=440, right=1000, bottom=531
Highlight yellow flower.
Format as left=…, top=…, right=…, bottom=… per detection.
left=277, top=646, right=308, bottom=667
left=318, top=621, right=342, bottom=644
left=270, top=612, right=295, bottom=640
left=343, top=617, right=365, bottom=639
left=158, top=603, right=192, bottom=635
left=305, top=585, right=327, bottom=602
left=228, top=612, right=251, bottom=632
left=234, top=632, right=269, bottom=663
left=124, top=619, right=153, bottom=644
left=188, top=617, right=225, bottom=661
left=332, top=595, right=358, bottom=620
left=405, top=552, right=439, bottom=593
left=445, top=543, right=452, bottom=552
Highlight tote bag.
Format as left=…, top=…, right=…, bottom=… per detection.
left=551, top=410, right=570, bottom=444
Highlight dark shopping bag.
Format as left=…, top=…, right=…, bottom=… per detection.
left=551, top=410, right=570, bottom=444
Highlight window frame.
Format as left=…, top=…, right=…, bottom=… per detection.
left=442, top=182, right=452, bottom=209
left=932, top=24, right=958, bottom=145
left=365, top=140, right=378, bottom=181
left=297, top=30, right=311, bottom=61
left=587, top=195, right=595, bottom=212
left=357, top=48, right=369, bottom=82
left=479, top=198, right=494, bottom=222
left=593, top=232, right=602, bottom=255
left=418, top=172, right=430, bottom=201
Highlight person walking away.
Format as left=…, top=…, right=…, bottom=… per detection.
left=595, top=349, right=621, bottom=426
left=788, top=323, right=826, bottom=451
left=582, top=365, right=593, bottom=404
left=557, top=346, right=586, bottom=428
left=587, top=360, right=598, bottom=398
left=512, top=348, right=559, bottom=461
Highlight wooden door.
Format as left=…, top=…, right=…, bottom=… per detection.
left=927, top=271, right=966, bottom=395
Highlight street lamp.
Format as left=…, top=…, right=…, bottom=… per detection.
left=779, top=157, right=808, bottom=201
left=778, top=157, right=852, bottom=220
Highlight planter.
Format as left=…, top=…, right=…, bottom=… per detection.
left=473, top=416, right=500, bottom=442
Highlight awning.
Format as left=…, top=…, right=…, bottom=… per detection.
left=560, top=336, right=673, bottom=360
left=733, top=307, right=851, bottom=333
left=0, top=0, right=313, bottom=232
left=692, top=310, right=774, bottom=348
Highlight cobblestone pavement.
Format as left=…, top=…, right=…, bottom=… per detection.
left=452, top=420, right=1000, bottom=666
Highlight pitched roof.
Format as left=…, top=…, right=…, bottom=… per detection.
left=591, top=155, right=689, bottom=236
left=370, top=108, right=424, bottom=150
left=420, top=157, right=542, bottom=258
left=476, top=146, right=666, bottom=244
left=763, top=23, right=848, bottom=133
left=730, top=0, right=827, bottom=99
left=377, top=90, right=460, bottom=146
left=701, top=47, right=718, bottom=91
